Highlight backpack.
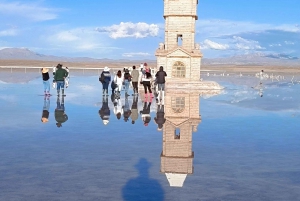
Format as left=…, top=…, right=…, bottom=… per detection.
left=124, top=73, right=131, bottom=81
left=99, top=73, right=105, bottom=82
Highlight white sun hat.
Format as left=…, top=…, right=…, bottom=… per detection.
left=103, top=120, right=109, bottom=125
left=104, top=66, right=110, bottom=72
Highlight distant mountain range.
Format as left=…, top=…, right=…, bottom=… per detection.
left=0, top=48, right=154, bottom=63
left=202, top=53, right=300, bottom=66
left=0, top=48, right=299, bottom=66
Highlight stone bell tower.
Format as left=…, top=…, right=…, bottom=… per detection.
left=160, top=89, right=201, bottom=187
left=156, top=0, right=202, bottom=82
left=156, top=0, right=223, bottom=90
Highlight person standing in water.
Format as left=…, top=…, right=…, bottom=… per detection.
left=155, top=66, right=167, bottom=104
left=100, top=66, right=112, bottom=96
left=123, top=69, right=132, bottom=97
left=131, top=65, right=139, bottom=95
left=54, top=64, right=68, bottom=97
left=41, top=67, right=50, bottom=96
left=114, top=70, right=123, bottom=95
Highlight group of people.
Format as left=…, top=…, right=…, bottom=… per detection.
left=41, top=63, right=69, bottom=96
left=40, top=62, right=168, bottom=130
left=99, top=63, right=167, bottom=104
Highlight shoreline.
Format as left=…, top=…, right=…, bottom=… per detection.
left=1, top=59, right=300, bottom=73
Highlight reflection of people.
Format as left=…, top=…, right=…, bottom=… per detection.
left=131, top=65, right=139, bottom=95
left=154, top=105, right=166, bottom=131
left=99, top=96, right=110, bottom=125
left=114, top=97, right=123, bottom=120
left=130, top=95, right=138, bottom=124
left=100, top=66, right=111, bottom=96
left=122, top=158, right=164, bottom=201
left=123, top=96, right=131, bottom=122
left=140, top=101, right=151, bottom=126
left=54, top=63, right=68, bottom=96
left=55, top=96, right=68, bottom=127
left=41, top=67, right=50, bottom=96
left=155, top=66, right=167, bottom=104
left=41, top=96, right=50, bottom=123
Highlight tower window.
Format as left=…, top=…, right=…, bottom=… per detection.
left=177, top=34, right=182, bottom=46
left=171, top=97, right=185, bottom=113
left=174, top=128, right=180, bottom=139
left=172, top=61, right=186, bottom=78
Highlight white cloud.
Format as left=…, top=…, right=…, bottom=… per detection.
left=269, top=43, right=282, bottom=47
left=47, top=28, right=110, bottom=52
left=55, top=31, right=80, bottom=42
left=197, top=19, right=300, bottom=38
left=233, top=36, right=264, bottom=50
left=0, top=29, right=17, bottom=36
left=284, top=41, right=295, bottom=45
left=201, top=39, right=229, bottom=50
left=0, top=1, right=57, bottom=21
left=96, top=22, right=159, bottom=39
left=122, top=52, right=151, bottom=57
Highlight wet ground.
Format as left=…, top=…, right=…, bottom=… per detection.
left=0, top=72, right=300, bottom=201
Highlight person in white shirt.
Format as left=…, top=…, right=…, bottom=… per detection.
left=113, top=70, right=123, bottom=94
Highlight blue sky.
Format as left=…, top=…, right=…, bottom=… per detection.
left=0, top=0, right=299, bottom=59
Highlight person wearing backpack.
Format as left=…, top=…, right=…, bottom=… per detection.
left=123, top=69, right=131, bottom=97
left=100, top=66, right=111, bottom=96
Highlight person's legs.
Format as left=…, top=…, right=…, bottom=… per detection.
left=61, top=81, right=65, bottom=96
left=147, top=82, right=152, bottom=97
left=132, top=82, right=138, bottom=94
left=161, top=84, right=165, bottom=105
left=45, top=80, right=50, bottom=95
left=118, top=83, right=122, bottom=92
left=56, top=81, right=61, bottom=95
left=43, top=81, right=47, bottom=94
left=104, top=81, right=109, bottom=95
left=157, top=84, right=163, bottom=102
left=143, top=82, right=148, bottom=94
left=124, top=80, right=129, bottom=94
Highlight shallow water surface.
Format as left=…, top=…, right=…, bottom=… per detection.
left=0, top=75, right=300, bottom=201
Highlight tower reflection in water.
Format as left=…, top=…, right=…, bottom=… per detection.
left=160, top=89, right=219, bottom=187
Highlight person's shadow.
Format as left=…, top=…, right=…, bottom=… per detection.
left=122, top=158, right=164, bottom=201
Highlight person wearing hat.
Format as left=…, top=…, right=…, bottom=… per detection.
left=41, top=67, right=50, bottom=95
left=54, top=63, right=68, bottom=96
left=100, top=66, right=111, bottom=96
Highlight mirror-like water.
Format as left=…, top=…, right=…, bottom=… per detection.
left=0, top=73, right=300, bottom=201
